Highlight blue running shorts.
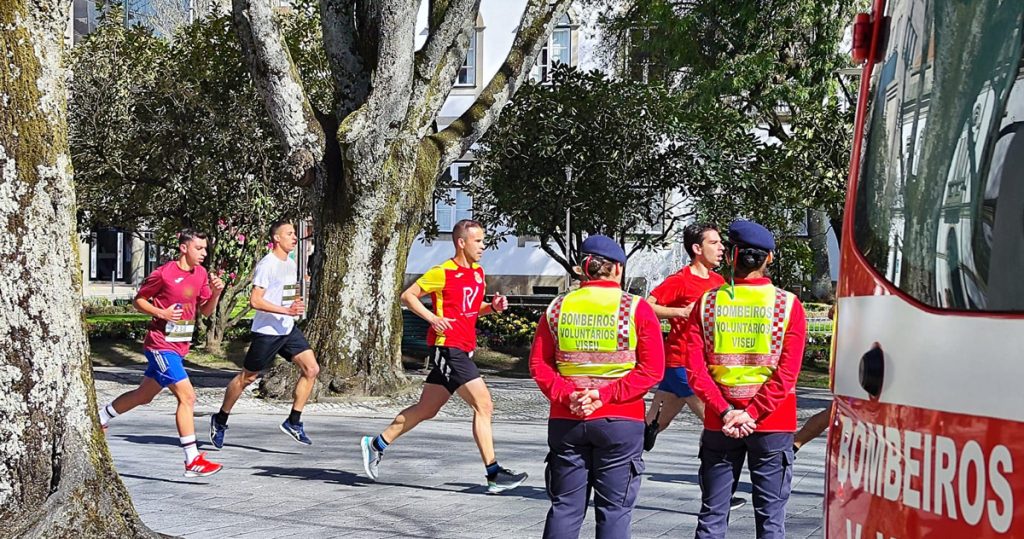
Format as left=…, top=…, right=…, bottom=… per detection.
left=143, top=349, right=189, bottom=387
left=657, top=366, right=695, bottom=398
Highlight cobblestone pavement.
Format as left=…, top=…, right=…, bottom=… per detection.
left=96, top=365, right=831, bottom=538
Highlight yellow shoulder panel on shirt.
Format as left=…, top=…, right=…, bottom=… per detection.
left=416, top=265, right=447, bottom=294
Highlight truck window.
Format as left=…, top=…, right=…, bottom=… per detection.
left=853, top=0, right=1024, bottom=311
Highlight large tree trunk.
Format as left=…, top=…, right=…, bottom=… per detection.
left=0, top=2, right=154, bottom=536
left=807, top=209, right=834, bottom=301
left=235, top=0, right=571, bottom=397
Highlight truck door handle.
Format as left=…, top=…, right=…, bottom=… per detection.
left=859, top=344, right=884, bottom=397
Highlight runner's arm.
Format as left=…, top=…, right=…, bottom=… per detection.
left=197, top=275, right=222, bottom=317
left=134, top=271, right=175, bottom=320
left=249, top=286, right=293, bottom=315
left=646, top=296, right=693, bottom=320
left=400, top=282, right=444, bottom=323
left=133, top=296, right=175, bottom=321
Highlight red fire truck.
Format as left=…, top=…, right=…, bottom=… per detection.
left=827, top=0, right=1024, bottom=537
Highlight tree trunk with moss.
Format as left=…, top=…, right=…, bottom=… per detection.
left=0, top=1, right=155, bottom=536
left=234, top=0, right=571, bottom=396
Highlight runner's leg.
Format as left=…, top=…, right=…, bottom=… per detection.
left=456, top=377, right=496, bottom=465
left=379, top=383, right=452, bottom=444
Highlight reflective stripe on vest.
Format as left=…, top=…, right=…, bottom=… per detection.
left=546, top=286, right=639, bottom=388
left=700, top=284, right=793, bottom=399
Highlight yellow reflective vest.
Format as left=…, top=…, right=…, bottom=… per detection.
left=545, top=285, right=640, bottom=388
left=699, top=283, right=795, bottom=399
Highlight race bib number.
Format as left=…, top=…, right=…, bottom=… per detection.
left=282, top=283, right=298, bottom=307
left=165, top=319, right=195, bottom=343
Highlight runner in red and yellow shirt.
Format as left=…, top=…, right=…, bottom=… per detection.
left=360, top=219, right=528, bottom=494
left=416, top=258, right=486, bottom=353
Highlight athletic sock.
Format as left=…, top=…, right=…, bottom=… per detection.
left=371, top=434, right=390, bottom=453
left=99, top=403, right=119, bottom=426
left=181, top=435, right=199, bottom=464
left=214, top=410, right=230, bottom=426
left=486, top=461, right=501, bottom=480
left=288, top=409, right=302, bottom=425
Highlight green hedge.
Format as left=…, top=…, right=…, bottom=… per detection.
left=86, top=319, right=150, bottom=340
left=477, top=307, right=543, bottom=348
left=85, top=318, right=253, bottom=342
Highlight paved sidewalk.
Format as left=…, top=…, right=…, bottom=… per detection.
left=98, top=367, right=830, bottom=538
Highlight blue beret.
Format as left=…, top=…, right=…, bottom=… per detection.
left=728, top=220, right=775, bottom=251
left=581, top=235, right=627, bottom=265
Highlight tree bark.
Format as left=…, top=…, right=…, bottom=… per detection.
left=237, top=0, right=572, bottom=397
left=807, top=209, right=834, bottom=301
left=0, top=1, right=155, bottom=536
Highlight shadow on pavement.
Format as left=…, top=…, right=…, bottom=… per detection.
left=119, top=472, right=212, bottom=486
left=249, top=466, right=550, bottom=499
left=114, top=434, right=300, bottom=455
left=92, top=366, right=238, bottom=389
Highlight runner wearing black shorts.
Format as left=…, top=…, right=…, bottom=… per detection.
left=209, top=220, right=320, bottom=449
left=359, top=219, right=528, bottom=494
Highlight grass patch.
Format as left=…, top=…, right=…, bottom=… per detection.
left=798, top=360, right=830, bottom=389
left=87, top=313, right=149, bottom=323
left=474, top=346, right=530, bottom=378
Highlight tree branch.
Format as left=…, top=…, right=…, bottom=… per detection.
left=321, top=0, right=370, bottom=120
left=539, top=237, right=575, bottom=277
left=426, top=0, right=573, bottom=169
left=355, top=1, right=418, bottom=144
left=406, top=0, right=480, bottom=136
left=232, top=0, right=325, bottom=186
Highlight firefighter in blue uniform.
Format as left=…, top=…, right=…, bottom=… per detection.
left=529, top=236, right=665, bottom=539
left=685, top=221, right=807, bottom=539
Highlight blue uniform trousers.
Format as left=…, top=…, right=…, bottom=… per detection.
left=695, top=430, right=795, bottom=539
left=543, top=418, right=645, bottom=539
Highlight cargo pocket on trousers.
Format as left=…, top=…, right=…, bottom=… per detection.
left=621, top=456, right=646, bottom=507
left=778, top=449, right=794, bottom=499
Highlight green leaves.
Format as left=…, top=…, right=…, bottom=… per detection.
left=465, top=65, right=700, bottom=271
left=68, top=12, right=309, bottom=300
left=593, top=0, right=860, bottom=291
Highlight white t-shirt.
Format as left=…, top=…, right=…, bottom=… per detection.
left=250, top=252, right=299, bottom=336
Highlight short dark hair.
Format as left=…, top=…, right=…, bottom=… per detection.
left=683, top=222, right=718, bottom=259
left=269, top=219, right=293, bottom=241
left=178, top=228, right=207, bottom=245
left=452, top=219, right=483, bottom=244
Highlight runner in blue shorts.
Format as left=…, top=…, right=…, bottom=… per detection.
left=98, top=229, right=225, bottom=477
left=646, top=224, right=725, bottom=434
left=645, top=223, right=746, bottom=510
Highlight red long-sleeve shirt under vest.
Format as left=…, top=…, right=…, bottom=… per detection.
left=530, top=280, right=665, bottom=422
left=685, top=277, right=807, bottom=432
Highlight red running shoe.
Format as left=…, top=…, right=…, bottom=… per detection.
left=184, top=452, right=223, bottom=478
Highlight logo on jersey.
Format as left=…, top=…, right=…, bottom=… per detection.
left=463, top=286, right=481, bottom=312
left=174, top=277, right=185, bottom=284
left=474, top=272, right=483, bottom=284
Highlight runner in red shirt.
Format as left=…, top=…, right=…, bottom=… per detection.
left=645, top=223, right=725, bottom=436
left=360, top=219, right=528, bottom=494
left=97, top=229, right=224, bottom=477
